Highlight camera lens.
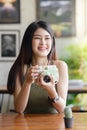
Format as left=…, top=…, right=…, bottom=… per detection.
left=43, top=75, right=51, bottom=83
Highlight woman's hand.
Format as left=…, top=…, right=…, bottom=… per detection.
left=35, top=73, right=56, bottom=90
left=25, top=65, right=39, bottom=84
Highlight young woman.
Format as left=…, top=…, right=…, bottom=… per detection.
left=7, top=20, right=68, bottom=114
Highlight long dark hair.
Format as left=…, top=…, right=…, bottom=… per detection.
left=7, top=20, right=58, bottom=94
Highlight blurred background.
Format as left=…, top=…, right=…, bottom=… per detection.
left=0, top=0, right=87, bottom=113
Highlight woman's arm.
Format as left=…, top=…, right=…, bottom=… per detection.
left=14, top=65, right=39, bottom=114
left=47, top=60, right=68, bottom=113
left=14, top=76, right=32, bottom=114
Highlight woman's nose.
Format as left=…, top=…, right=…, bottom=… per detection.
left=40, top=38, right=46, bottom=44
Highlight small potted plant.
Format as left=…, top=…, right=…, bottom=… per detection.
left=64, top=106, right=73, bottom=128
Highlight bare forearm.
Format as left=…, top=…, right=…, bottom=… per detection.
left=52, top=97, right=66, bottom=112
left=14, top=82, right=31, bottom=114
left=47, top=88, right=66, bottom=113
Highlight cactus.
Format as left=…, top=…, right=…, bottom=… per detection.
left=64, top=106, right=72, bottom=118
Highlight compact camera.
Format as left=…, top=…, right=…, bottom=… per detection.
left=39, top=65, right=59, bottom=83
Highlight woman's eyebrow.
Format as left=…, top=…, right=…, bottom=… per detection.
left=33, top=35, right=41, bottom=36
left=33, top=34, right=50, bottom=37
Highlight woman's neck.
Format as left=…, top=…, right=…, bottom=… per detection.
left=32, top=57, right=49, bottom=66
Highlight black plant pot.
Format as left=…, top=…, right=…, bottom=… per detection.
left=64, top=117, right=73, bottom=128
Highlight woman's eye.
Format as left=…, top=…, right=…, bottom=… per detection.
left=45, top=37, right=51, bottom=40
left=34, top=37, right=40, bottom=39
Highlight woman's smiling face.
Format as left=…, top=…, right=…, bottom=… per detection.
left=32, top=28, right=52, bottom=58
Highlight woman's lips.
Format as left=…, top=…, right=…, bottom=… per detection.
left=38, top=47, right=47, bottom=51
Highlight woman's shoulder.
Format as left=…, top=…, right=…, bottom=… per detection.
left=53, top=60, right=68, bottom=69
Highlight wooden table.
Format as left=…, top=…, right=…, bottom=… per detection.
left=0, top=113, right=87, bottom=130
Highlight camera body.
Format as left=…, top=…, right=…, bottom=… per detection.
left=39, top=65, right=59, bottom=83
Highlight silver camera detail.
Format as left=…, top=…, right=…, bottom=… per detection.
left=39, top=65, right=59, bottom=83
